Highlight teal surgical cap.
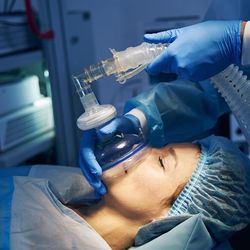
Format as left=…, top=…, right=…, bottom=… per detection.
left=168, top=135, right=250, bottom=241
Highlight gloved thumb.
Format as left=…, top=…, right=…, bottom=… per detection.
left=144, top=29, right=179, bottom=43
left=146, top=50, right=173, bottom=75
left=97, top=119, right=119, bottom=139
left=97, top=115, right=140, bottom=139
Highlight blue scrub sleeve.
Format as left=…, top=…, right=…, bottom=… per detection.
left=124, top=80, right=229, bottom=147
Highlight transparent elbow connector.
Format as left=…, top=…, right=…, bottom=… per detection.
left=72, top=42, right=167, bottom=130
left=72, top=74, right=116, bottom=130
left=80, top=42, right=168, bottom=84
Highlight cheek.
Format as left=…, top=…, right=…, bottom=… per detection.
left=109, top=171, right=158, bottom=199
left=105, top=160, right=178, bottom=216
left=131, top=167, right=175, bottom=203
left=107, top=170, right=161, bottom=208
left=136, top=171, right=162, bottom=193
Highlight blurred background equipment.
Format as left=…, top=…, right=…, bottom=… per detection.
left=0, top=13, right=39, bottom=55
left=0, top=0, right=55, bottom=167
left=0, top=0, right=249, bottom=168
left=0, top=76, right=53, bottom=152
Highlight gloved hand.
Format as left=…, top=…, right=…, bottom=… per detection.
left=79, top=114, right=141, bottom=196
left=79, top=129, right=106, bottom=197
left=97, top=114, right=141, bottom=139
left=144, top=20, right=242, bottom=81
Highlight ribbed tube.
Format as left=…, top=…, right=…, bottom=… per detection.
left=211, top=64, right=250, bottom=144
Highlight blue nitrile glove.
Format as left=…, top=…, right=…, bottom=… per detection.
left=144, top=20, right=242, bottom=81
left=97, top=114, right=141, bottom=139
left=79, top=115, right=141, bottom=196
left=79, top=129, right=106, bottom=197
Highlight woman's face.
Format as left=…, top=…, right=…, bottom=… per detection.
left=103, top=143, right=200, bottom=222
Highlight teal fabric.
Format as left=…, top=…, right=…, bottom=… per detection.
left=125, top=80, right=229, bottom=147
left=213, top=241, right=233, bottom=250
left=130, top=215, right=215, bottom=250
left=0, top=177, right=14, bottom=249
left=131, top=215, right=233, bottom=250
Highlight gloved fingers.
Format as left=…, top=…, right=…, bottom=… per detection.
left=79, top=156, right=98, bottom=183
left=79, top=130, right=108, bottom=196
left=149, top=72, right=178, bottom=84
left=80, top=131, right=102, bottom=175
left=94, top=181, right=107, bottom=196
left=98, top=116, right=139, bottom=139
left=124, top=114, right=140, bottom=133
left=80, top=146, right=102, bottom=177
left=79, top=129, right=105, bottom=193
left=80, top=149, right=107, bottom=196
left=80, top=130, right=98, bottom=159
left=80, top=129, right=96, bottom=147
left=98, top=117, right=128, bottom=139
left=97, top=119, right=119, bottom=138
left=144, top=29, right=179, bottom=43
left=79, top=153, right=106, bottom=195
left=146, top=51, right=173, bottom=75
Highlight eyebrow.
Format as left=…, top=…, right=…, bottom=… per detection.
left=169, top=147, right=177, bottom=168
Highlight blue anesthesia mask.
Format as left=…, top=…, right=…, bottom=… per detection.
left=95, top=133, right=149, bottom=180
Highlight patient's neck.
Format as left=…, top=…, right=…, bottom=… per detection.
left=74, top=198, right=154, bottom=250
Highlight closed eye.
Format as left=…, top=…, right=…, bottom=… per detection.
left=158, top=156, right=166, bottom=170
